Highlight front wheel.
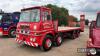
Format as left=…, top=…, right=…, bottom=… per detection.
left=40, top=35, right=52, bottom=51
left=9, top=28, right=16, bottom=38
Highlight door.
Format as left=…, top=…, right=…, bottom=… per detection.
left=42, top=10, right=53, bottom=30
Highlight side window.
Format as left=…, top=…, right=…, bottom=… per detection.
left=42, top=11, right=49, bottom=21
left=31, top=9, right=40, bottom=22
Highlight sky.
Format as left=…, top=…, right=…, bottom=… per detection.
left=0, top=0, right=100, bottom=21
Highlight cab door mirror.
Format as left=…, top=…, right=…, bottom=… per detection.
left=90, top=21, right=96, bottom=29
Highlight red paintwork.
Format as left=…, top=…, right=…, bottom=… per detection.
left=87, top=13, right=100, bottom=48
left=87, top=28, right=100, bottom=48
left=80, top=15, right=85, bottom=32
left=0, top=25, right=16, bottom=35
left=16, top=6, right=85, bottom=47
left=87, top=13, right=100, bottom=56
left=0, top=28, right=8, bottom=35
left=58, top=27, right=81, bottom=32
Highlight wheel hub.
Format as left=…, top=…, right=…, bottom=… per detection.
left=45, top=39, right=52, bottom=48
left=11, top=31, right=16, bottom=36
left=57, top=36, right=62, bottom=44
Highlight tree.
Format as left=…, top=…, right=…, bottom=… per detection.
left=68, top=15, right=78, bottom=22
left=45, top=4, right=69, bottom=26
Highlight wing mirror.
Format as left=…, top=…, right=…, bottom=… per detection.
left=90, top=21, right=96, bottom=29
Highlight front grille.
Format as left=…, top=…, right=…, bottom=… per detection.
left=19, top=30, right=30, bottom=35
left=19, top=25, right=30, bottom=35
left=20, top=25, right=29, bottom=30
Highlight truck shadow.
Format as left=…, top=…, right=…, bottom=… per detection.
left=16, top=37, right=79, bottom=52
left=0, top=35, right=16, bottom=39
left=18, top=44, right=43, bottom=53
left=0, top=36, right=9, bottom=39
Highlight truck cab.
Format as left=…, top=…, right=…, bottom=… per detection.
left=87, top=12, right=100, bottom=56
left=0, top=12, right=20, bottom=37
left=16, top=6, right=84, bottom=51
left=16, top=6, right=55, bottom=51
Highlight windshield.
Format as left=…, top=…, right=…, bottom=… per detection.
left=0, top=15, right=2, bottom=20
left=19, top=9, right=40, bottom=22
left=96, top=13, right=100, bottom=27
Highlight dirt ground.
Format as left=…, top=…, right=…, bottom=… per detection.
left=0, top=27, right=89, bottom=56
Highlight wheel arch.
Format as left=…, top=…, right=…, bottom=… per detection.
left=45, top=33, right=54, bottom=39
left=41, top=32, right=54, bottom=44
left=8, top=26, right=16, bottom=31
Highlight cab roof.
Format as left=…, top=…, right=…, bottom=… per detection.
left=21, top=6, right=51, bottom=11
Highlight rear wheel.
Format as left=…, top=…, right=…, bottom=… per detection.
left=54, top=33, right=63, bottom=46
left=9, top=28, right=16, bottom=38
left=76, top=30, right=80, bottom=38
left=40, top=35, right=52, bottom=51
left=70, top=31, right=77, bottom=39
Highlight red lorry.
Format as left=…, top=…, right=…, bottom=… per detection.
left=87, top=12, right=100, bottom=56
left=15, top=6, right=85, bottom=51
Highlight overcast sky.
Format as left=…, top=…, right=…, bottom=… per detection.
left=0, top=0, right=100, bottom=21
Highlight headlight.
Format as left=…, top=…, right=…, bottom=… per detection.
left=30, top=38, right=36, bottom=42
left=27, top=31, right=30, bottom=34
left=89, top=48, right=96, bottom=55
left=33, top=25, right=37, bottom=30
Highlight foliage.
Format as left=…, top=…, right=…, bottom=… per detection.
left=45, top=4, right=69, bottom=26
left=68, top=15, right=78, bottom=22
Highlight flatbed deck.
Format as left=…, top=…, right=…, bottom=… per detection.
left=58, top=26, right=81, bottom=32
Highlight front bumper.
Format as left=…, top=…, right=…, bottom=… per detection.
left=15, top=38, right=38, bottom=47
left=87, top=42, right=100, bottom=56
left=87, top=48, right=100, bottom=56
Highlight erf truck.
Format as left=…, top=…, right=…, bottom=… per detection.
left=87, top=12, right=100, bottom=56
left=0, top=12, right=20, bottom=37
left=15, top=6, right=85, bottom=51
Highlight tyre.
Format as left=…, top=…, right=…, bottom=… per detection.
left=54, top=33, right=63, bottom=46
left=40, top=35, right=52, bottom=51
left=70, top=31, right=77, bottom=39
left=9, top=28, right=16, bottom=38
left=76, top=30, right=80, bottom=38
